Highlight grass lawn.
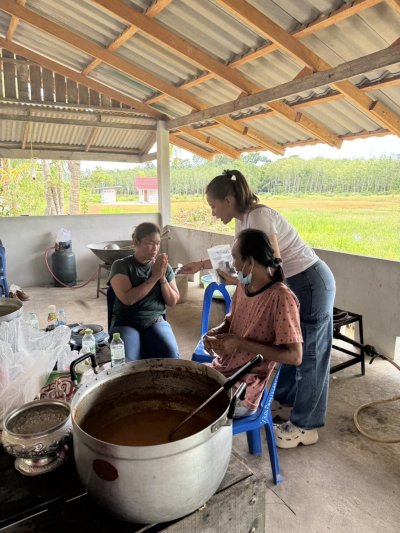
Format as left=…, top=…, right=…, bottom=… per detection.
left=88, top=195, right=400, bottom=261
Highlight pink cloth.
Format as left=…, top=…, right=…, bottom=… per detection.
left=211, top=282, right=302, bottom=410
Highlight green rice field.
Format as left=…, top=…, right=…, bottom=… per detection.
left=90, top=194, right=400, bottom=261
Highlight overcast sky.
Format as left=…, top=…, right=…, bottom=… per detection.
left=81, top=134, right=400, bottom=171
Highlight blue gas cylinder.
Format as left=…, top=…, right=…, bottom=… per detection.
left=51, top=241, right=77, bottom=287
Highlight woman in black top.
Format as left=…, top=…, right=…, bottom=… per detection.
left=109, top=222, right=180, bottom=360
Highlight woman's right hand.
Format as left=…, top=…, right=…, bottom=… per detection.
left=152, top=253, right=168, bottom=280
left=180, top=261, right=201, bottom=275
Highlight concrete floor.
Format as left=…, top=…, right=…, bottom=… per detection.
left=19, top=280, right=400, bottom=533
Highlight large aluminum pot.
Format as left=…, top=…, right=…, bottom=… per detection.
left=70, top=358, right=234, bottom=524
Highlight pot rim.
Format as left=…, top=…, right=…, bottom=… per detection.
left=71, top=359, right=231, bottom=456
left=3, top=399, right=71, bottom=438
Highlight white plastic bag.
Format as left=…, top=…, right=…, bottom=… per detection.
left=0, top=318, right=73, bottom=424
left=207, top=244, right=235, bottom=283
left=56, top=227, right=72, bottom=244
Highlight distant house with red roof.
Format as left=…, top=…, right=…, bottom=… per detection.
left=134, top=177, right=158, bottom=204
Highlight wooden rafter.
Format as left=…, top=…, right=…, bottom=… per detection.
left=169, top=134, right=215, bottom=160
left=84, top=128, right=101, bottom=152
left=0, top=0, right=281, bottom=155
left=6, top=0, right=25, bottom=41
left=201, top=73, right=400, bottom=130
left=94, top=0, right=341, bottom=148
left=216, top=0, right=400, bottom=135
left=146, top=0, right=384, bottom=104
left=386, top=0, right=400, bottom=14
left=166, top=44, right=400, bottom=129
left=20, top=119, right=31, bottom=149
left=0, top=38, right=164, bottom=119
left=82, top=0, right=173, bottom=75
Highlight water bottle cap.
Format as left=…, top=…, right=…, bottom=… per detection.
left=113, top=332, right=120, bottom=340
left=48, top=305, right=56, bottom=313
left=84, top=328, right=93, bottom=334
left=58, top=308, right=65, bottom=312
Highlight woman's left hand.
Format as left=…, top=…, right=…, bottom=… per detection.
left=217, top=270, right=238, bottom=286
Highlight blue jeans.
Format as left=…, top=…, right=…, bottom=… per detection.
left=275, top=260, right=336, bottom=429
left=110, top=319, right=179, bottom=361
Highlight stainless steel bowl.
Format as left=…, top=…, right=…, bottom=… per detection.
left=1, top=399, right=72, bottom=476
left=87, top=240, right=133, bottom=265
left=0, top=298, right=23, bottom=322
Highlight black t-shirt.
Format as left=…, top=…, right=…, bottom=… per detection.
left=108, top=255, right=174, bottom=329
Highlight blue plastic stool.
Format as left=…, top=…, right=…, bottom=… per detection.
left=0, top=239, right=9, bottom=297
left=191, top=281, right=232, bottom=363
left=233, top=365, right=283, bottom=485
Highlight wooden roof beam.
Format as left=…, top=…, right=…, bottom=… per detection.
left=166, top=44, right=400, bottom=129
left=386, top=0, right=400, bottom=14
left=94, top=0, right=257, bottom=94
left=216, top=0, right=400, bottom=135
left=1, top=1, right=280, bottom=154
left=84, top=128, right=101, bottom=152
left=95, top=0, right=340, bottom=147
left=146, top=0, right=384, bottom=104
left=169, top=134, right=215, bottom=160
left=82, top=0, right=173, bottom=75
left=20, top=119, right=31, bottom=149
left=0, top=39, right=165, bottom=119
left=201, top=72, right=400, bottom=128
left=176, top=127, right=241, bottom=159
left=6, top=0, right=25, bottom=41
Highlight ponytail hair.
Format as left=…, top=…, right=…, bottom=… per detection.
left=236, top=229, right=286, bottom=284
left=205, top=169, right=258, bottom=213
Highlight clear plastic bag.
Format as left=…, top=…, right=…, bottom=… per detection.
left=0, top=318, right=73, bottom=424
left=207, top=244, right=235, bottom=283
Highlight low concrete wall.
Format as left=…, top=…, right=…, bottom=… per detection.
left=166, top=226, right=400, bottom=359
left=2, top=213, right=160, bottom=286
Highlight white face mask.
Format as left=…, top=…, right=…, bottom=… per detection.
left=237, top=260, right=253, bottom=286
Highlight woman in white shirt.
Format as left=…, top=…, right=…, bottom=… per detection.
left=182, top=169, right=336, bottom=448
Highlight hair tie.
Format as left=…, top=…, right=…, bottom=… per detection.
left=272, top=258, right=282, bottom=267
left=230, top=175, right=236, bottom=181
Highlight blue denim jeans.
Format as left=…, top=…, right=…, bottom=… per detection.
left=274, top=260, right=336, bottom=429
left=110, top=319, right=179, bottom=361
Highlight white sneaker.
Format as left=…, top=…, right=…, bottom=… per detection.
left=270, top=400, right=292, bottom=421
left=274, top=421, right=319, bottom=449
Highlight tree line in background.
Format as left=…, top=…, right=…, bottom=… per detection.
left=1, top=153, right=399, bottom=217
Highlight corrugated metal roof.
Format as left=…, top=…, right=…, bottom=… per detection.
left=0, top=0, right=399, bottom=160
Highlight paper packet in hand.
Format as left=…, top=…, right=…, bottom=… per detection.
left=207, top=244, right=235, bottom=284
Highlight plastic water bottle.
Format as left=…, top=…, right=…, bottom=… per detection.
left=57, top=308, right=67, bottom=326
left=82, top=328, right=96, bottom=355
left=47, top=305, right=58, bottom=331
left=28, top=311, right=40, bottom=330
left=110, top=332, right=125, bottom=367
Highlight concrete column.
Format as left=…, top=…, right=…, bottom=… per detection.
left=156, top=121, right=171, bottom=226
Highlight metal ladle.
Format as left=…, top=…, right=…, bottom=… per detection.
left=168, top=354, right=263, bottom=441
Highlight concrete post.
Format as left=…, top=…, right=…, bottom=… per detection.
left=156, top=121, right=171, bottom=226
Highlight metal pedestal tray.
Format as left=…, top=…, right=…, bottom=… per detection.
left=0, top=444, right=265, bottom=532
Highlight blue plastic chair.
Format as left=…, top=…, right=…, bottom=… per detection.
left=0, top=239, right=9, bottom=297
left=191, top=281, right=232, bottom=363
left=233, top=365, right=283, bottom=485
